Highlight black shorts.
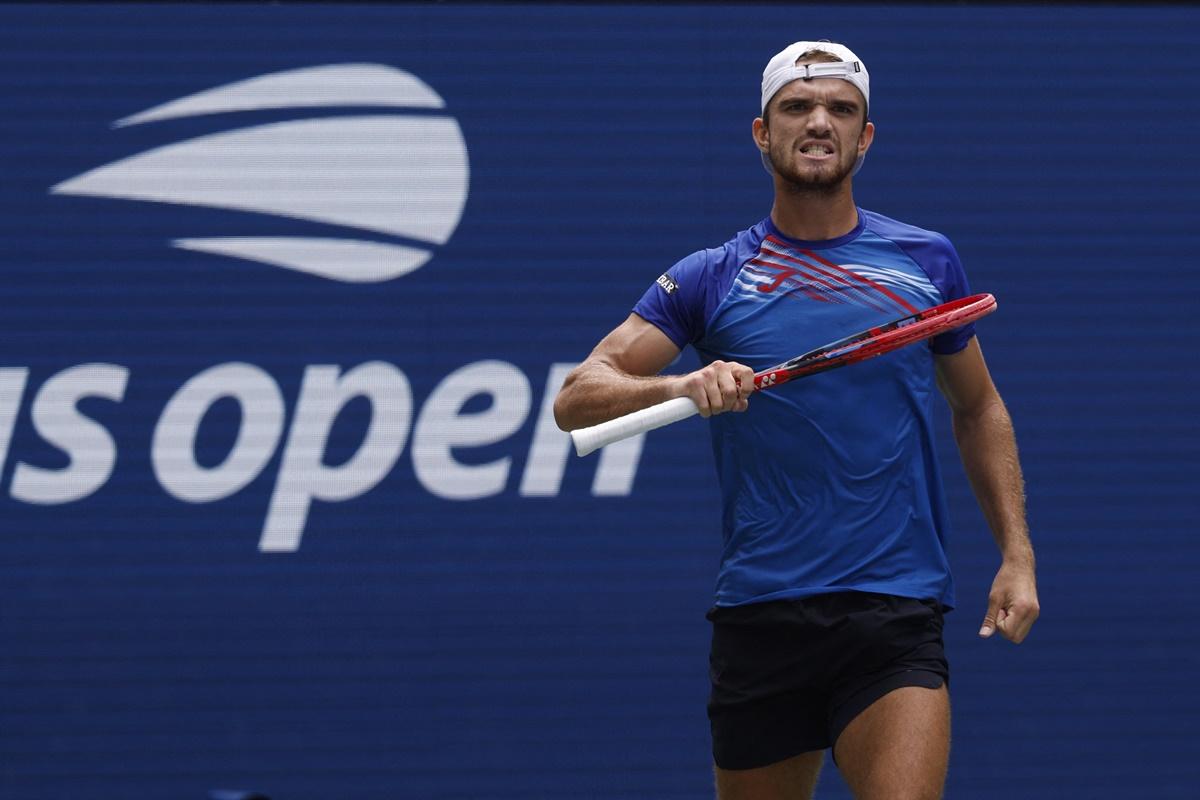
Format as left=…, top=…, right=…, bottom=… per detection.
left=707, top=591, right=949, bottom=770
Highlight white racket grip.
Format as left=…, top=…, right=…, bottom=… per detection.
left=570, top=396, right=700, bottom=457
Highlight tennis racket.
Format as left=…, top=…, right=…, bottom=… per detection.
left=570, top=292, right=996, bottom=457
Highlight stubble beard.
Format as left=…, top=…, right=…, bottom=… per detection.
left=768, top=140, right=857, bottom=197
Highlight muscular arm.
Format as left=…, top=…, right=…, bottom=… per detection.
left=936, top=338, right=1040, bottom=643
left=554, top=314, right=754, bottom=432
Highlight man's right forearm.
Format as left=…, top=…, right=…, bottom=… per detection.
left=553, top=360, right=683, bottom=432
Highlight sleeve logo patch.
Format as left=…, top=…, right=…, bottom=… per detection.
left=656, top=273, right=678, bottom=295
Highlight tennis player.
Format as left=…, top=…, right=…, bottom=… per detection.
left=554, top=40, right=1038, bottom=799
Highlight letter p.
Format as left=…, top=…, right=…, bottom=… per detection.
left=260, top=362, right=412, bottom=552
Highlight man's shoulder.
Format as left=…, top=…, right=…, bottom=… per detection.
left=858, top=208, right=964, bottom=280
left=858, top=208, right=971, bottom=305
left=674, top=219, right=769, bottom=276
left=710, top=219, right=770, bottom=258
left=640, top=220, right=769, bottom=347
left=859, top=208, right=955, bottom=251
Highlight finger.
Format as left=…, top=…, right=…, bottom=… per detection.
left=979, top=599, right=1002, bottom=638
left=734, top=364, right=757, bottom=394
left=1017, top=603, right=1040, bottom=642
left=995, top=607, right=1010, bottom=636
left=717, top=370, right=740, bottom=411
left=731, top=365, right=756, bottom=413
left=998, top=611, right=1025, bottom=643
left=685, top=373, right=712, bottom=418
left=704, top=372, right=725, bottom=416
left=1001, top=604, right=1039, bottom=644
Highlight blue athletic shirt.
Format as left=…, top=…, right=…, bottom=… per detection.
left=633, top=210, right=974, bottom=609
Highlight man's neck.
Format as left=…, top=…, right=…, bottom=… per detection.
left=768, top=181, right=860, bottom=241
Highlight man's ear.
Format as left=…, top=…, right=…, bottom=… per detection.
left=752, top=116, right=769, bottom=154
left=858, top=120, right=875, bottom=158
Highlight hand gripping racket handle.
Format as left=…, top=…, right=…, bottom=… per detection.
left=570, top=396, right=699, bottom=457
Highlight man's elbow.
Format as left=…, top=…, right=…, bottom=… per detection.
left=553, top=391, right=573, bottom=432
left=553, top=371, right=582, bottom=432
left=951, top=393, right=1010, bottom=433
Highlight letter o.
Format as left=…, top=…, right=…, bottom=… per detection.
left=152, top=363, right=285, bottom=503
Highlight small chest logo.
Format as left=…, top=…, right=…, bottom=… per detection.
left=656, top=273, right=678, bottom=295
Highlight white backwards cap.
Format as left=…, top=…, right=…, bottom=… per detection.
left=759, top=40, right=870, bottom=176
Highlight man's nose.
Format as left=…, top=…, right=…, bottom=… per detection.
left=806, top=103, right=833, bottom=134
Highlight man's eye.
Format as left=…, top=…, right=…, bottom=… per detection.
left=833, top=105, right=854, bottom=114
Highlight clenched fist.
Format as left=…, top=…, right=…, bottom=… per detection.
left=676, top=360, right=757, bottom=417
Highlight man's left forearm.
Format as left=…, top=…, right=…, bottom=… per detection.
left=951, top=396, right=1034, bottom=566
left=937, top=341, right=1039, bottom=642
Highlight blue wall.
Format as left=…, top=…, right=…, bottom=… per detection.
left=1, top=4, right=1197, bottom=798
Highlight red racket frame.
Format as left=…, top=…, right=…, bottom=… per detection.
left=752, top=293, right=997, bottom=390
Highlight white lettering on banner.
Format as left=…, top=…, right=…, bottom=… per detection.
left=152, top=363, right=286, bottom=503
left=22, top=67, right=652, bottom=545
left=592, top=434, right=645, bottom=496
left=11, top=364, right=128, bottom=504
left=519, top=363, right=575, bottom=497
left=261, top=362, right=412, bottom=552
left=413, top=360, right=530, bottom=501
left=0, top=360, right=650, bottom=550
left=0, top=369, right=28, bottom=475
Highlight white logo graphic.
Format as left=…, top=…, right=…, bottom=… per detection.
left=51, top=64, right=470, bottom=282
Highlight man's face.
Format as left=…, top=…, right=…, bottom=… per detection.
left=755, top=71, right=873, bottom=191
